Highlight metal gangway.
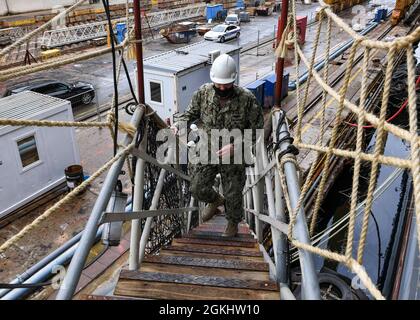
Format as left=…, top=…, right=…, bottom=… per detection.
left=37, top=104, right=319, bottom=301
left=39, top=3, right=206, bottom=48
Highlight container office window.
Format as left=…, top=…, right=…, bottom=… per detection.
left=150, top=81, right=162, bottom=103
left=17, top=135, right=40, bottom=168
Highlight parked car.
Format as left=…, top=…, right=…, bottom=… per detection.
left=4, top=79, right=95, bottom=106
left=204, top=24, right=240, bottom=43
left=225, top=14, right=241, bottom=26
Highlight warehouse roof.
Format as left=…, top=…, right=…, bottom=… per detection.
left=143, top=40, right=241, bottom=74
left=0, top=91, right=69, bottom=132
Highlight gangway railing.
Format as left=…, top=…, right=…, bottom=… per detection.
left=40, top=3, right=206, bottom=48
left=55, top=104, right=320, bottom=300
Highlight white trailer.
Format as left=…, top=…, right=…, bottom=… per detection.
left=0, top=91, right=80, bottom=219
left=141, top=41, right=241, bottom=122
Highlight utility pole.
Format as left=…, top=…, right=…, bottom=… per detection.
left=133, top=0, right=145, bottom=104
left=274, top=0, right=289, bottom=108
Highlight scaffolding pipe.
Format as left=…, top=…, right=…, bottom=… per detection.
left=280, top=283, right=296, bottom=300
left=274, top=167, right=288, bottom=283
left=1, top=197, right=135, bottom=301
left=138, top=167, right=167, bottom=266
left=186, top=196, right=196, bottom=232
left=129, top=154, right=146, bottom=270
left=129, top=125, right=148, bottom=270
left=272, top=113, right=289, bottom=283
left=56, top=106, right=144, bottom=300
left=137, top=144, right=174, bottom=266
left=259, top=141, right=283, bottom=271
left=245, top=176, right=253, bottom=226
left=246, top=168, right=256, bottom=231
left=250, top=158, right=264, bottom=242
left=274, top=110, right=320, bottom=300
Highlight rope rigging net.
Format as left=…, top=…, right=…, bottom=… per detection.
left=270, top=0, right=420, bottom=299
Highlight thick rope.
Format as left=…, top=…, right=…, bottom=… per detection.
left=295, top=142, right=412, bottom=168
left=291, top=240, right=385, bottom=300
left=296, top=9, right=324, bottom=143
left=405, top=45, right=420, bottom=252
left=318, top=0, right=420, bottom=50
left=0, top=118, right=109, bottom=129
left=285, top=13, right=333, bottom=236
left=0, top=115, right=136, bottom=137
left=268, top=4, right=420, bottom=300
left=296, top=44, right=420, bottom=145
left=291, top=0, right=302, bottom=141
left=0, top=0, right=88, bottom=58
left=345, top=47, right=370, bottom=262
left=0, top=143, right=134, bottom=256
left=357, top=45, right=397, bottom=264
left=309, top=39, right=362, bottom=235
left=0, top=43, right=126, bottom=82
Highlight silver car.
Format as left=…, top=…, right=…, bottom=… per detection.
left=204, top=24, right=241, bottom=43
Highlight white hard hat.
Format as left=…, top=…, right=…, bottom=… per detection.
left=210, top=54, right=237, bottom=84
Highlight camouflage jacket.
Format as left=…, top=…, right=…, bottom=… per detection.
left=176, top=83, right=264, bottom=144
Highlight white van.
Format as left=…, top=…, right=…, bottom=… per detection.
left=225, top=14, right=241, bottom=26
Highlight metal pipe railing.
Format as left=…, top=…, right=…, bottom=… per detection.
left=129, top=128, right=148, bottom=270
left=273, top=110, right=320, bottom=300
left=55, top=106, right=144, bottom=300
left=137, top=145, right=176, bottom=266
left=249, top=164, right=264, bottom=243
left=138, top=167, right=167, bottom=266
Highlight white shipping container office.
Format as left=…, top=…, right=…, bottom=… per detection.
left=141, top=41, right=241, bottom=122
left=0, top=91, right=80, bottom=219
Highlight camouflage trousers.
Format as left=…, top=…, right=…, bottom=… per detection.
left=190, top=164, right=246, bottom=224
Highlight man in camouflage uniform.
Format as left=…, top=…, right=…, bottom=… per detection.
left=172, top=54, right=263, bottom=237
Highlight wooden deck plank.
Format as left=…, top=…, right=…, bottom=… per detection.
left=79, top=294, right=145, bottom=300
left=140, top=262, right=271, bottom=281
left=173, top=237, right=258, bottom=248
left=195, top=225, right=251, bottom=235
left=183, top=232, right=257, bottom=243
left=114, top=279, right=280, bottom=300
left=189, top=230, right=255, bottom=239
left=120, top=270, right=278, bottom=291
left=144, top=255, right=269, bottom=271
left=159, top=249, right=264, bottom=262
left=164, top=244, right=262, bottom=257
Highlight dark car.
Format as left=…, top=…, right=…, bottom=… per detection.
left=4, top=79, right=95, bottom=106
